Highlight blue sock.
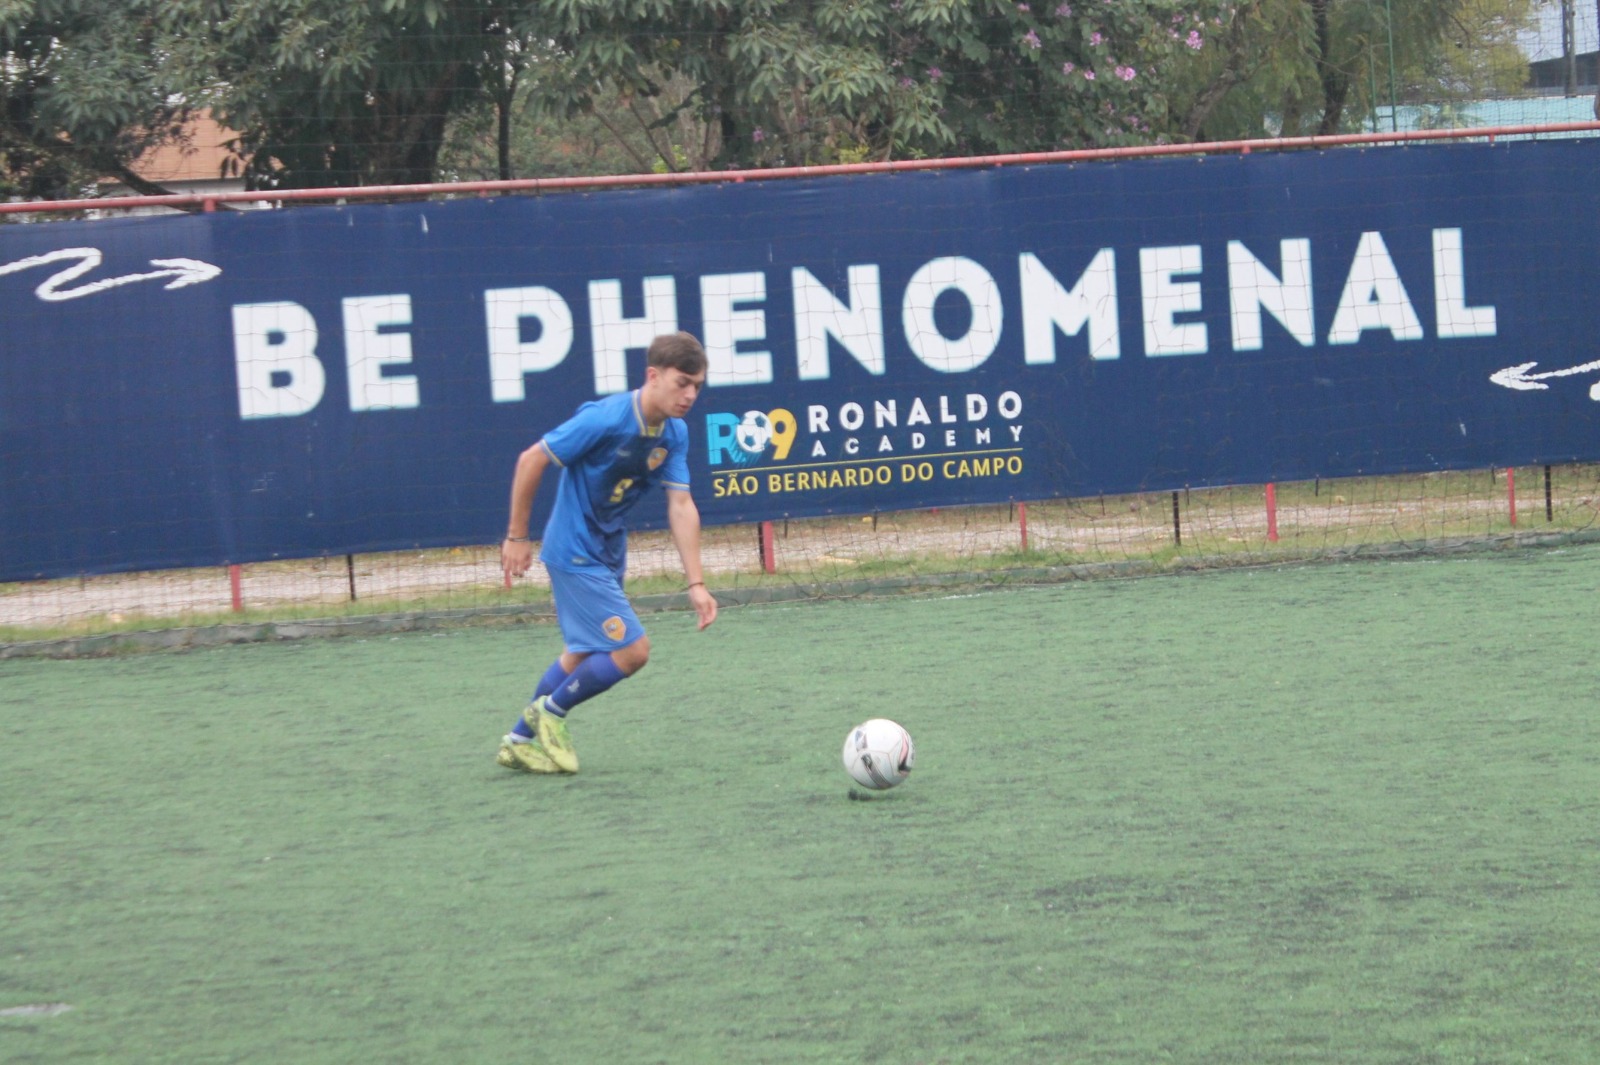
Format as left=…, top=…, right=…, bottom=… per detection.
left=533, top=659, right=572, bottom=700
left=546, top=654, right=628, bottom=717
left=511, top=659, right=572, bottom=738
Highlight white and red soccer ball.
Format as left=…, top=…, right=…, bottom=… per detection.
left=842, top=718, right=916, bottom=791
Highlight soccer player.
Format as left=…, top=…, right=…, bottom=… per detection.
left=496, top=331, right=718, bottom=774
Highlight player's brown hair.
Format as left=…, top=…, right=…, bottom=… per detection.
left=647, top=331, right=707, bottom=376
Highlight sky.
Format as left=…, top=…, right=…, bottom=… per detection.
left=1519, top=1, right=1598, bottom=63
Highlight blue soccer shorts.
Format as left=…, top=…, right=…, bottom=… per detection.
left=546, top=565, right=645, bottom=653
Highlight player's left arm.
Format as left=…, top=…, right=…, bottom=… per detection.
left=666, top=487, right=717, bottom=631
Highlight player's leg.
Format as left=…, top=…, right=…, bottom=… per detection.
left=498, top=584, right=587, bottom=773
left=521, top=567, right=647, bottom=773
left=498, top=650, right=575, bottom=770
left=505, top=655, right=580, bottom=743
left=546, top=636, right=648, bottom=715
left=499, top=654, right=584, bottom=771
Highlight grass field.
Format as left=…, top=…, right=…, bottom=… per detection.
left=4, top=546, right=1600, bottom=1063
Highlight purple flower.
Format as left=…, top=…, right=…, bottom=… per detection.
left=1115, top=64, right=1136, bottom=81
left=1089, top=31, right=1103, bottom=46
left=1062, top=61, right=1075, bottom=74
left=928, top=66, right=943, bottom=80
left=1023, top=29, right=1041, bottom=49
left=1084, top=69, right=1095, bottom=80
left=1056, top=2, right=1072, bottom=14
left=1017, top=2, right=1030, bottom=9
left=1186, top=30, right=1203, bottom=50
left=752, top=128, right=765, bottom=143
left=900, top=77, right=915, bottom=88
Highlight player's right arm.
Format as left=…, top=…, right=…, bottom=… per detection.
left=501, top=441, right=552, bottom=580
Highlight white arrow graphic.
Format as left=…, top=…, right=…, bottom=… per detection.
left=1489, top=358, right=1600, bottom=394
left=0, top=247, right=221, bottom=302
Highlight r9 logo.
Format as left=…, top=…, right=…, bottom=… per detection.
left=704, top=408, right=796, bottom=466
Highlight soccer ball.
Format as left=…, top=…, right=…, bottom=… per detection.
left=734, top=410, right=773, bottom=455
left=842, top=718, right=916, bottom=790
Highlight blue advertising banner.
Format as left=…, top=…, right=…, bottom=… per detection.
left=2, top=140, right=1598, bottom=581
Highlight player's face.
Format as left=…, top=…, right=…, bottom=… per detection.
left=646, top=365, right=706, bottom=419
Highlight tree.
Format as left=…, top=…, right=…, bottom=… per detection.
left=0, top=0, right=194, bottom=201
left=1165, top=0, right=1536, bottom=141
left=1403, top=0, right=1538, bottom=102
left=186, top=0, right=499, bottom=189
left=438, top=73, right=702, bottom=180
left=1, top=0, right=1547, bottom=203
left=508, top=0, right=1238, bottom=172
left=476, top=0, right=1532, bottom=174
left=2, top=0, right=501, bottom=198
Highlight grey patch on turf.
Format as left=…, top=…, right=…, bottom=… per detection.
left=0, top=1003, right=73, bottom=1018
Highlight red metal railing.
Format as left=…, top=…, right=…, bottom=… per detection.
left=5, top=122, right=1598, bottom=217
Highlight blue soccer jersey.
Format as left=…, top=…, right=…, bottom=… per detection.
left=537, top=390, right=691, bottom=577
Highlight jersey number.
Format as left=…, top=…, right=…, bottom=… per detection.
left=608, top=478, right=635, bottom=504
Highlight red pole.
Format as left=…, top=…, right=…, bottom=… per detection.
left=229, top=564, right=243, bottom=612
left=1507, top=467, right=1517, bottom=526
left=1018, top=501, right=1029, bottom=552
left=1265, top=483, right=1279, bottom=542
left=760, top=520, right=777, bottom=574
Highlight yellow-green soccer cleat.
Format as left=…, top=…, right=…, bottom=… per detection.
left=496, top=734, right=564, bottom=774
left=526, top=697, right=579, bottom=774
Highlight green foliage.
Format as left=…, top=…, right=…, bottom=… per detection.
left=519, top=0, right=1239, bottom=167
left=0, top=0, right=191, bottom=200
left=1169, top=0, right=1537, bottom=140
left=1394, top=0, right=1537, bottom=103
left=437, top=77, right=678, bottom=180
left=190, top=0, right=493, bottom=188
left=0, top=0, right=1544, bottom=198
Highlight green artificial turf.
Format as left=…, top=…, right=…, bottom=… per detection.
left=4, top=547, right=1600, bottom=1063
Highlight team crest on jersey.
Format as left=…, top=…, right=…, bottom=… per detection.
left=602, top=615, right=627, bottom=642
left=647, top=447, right=667, bottom=470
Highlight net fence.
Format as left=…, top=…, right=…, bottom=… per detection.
left=6, top=465, right=1598, bottom=643
left=5, top=5, right=1600, bottom=647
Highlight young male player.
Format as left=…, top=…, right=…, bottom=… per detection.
left=496, top=331, right=718, bottom=774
